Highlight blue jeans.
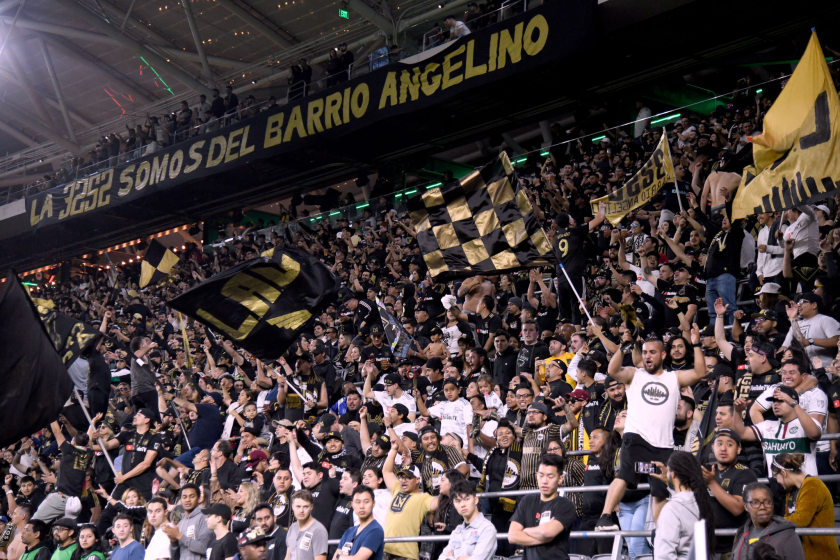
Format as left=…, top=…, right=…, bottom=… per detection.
left=618, top=495, right=651, bottom=558
left=706, top=273, right=737, bottom=326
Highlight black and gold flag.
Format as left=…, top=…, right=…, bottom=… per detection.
left=0, top=271, right=75, bottom=447
left=407, top=153, right=555, bottom=281
left=167, top=246, right=339, bottom=360
left=139, top=239, right=179, bottom=288
left=30, top=297, right=102, bottom=365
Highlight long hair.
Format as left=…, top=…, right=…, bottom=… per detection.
left=668, top=451, right=715, bottom=554
left=600, top=428, right=623, bottom=481
left=71, top=525, right=106, bottom=560
left=434, top=469, right=467, bottom=526
left=237, top=482, right=261, bottom=519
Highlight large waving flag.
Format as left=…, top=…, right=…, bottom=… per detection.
left=733, top=31, right=840, bottom=219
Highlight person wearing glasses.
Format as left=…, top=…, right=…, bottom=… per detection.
left=50, top=519, right=78, bottom=560
left=731, top=483, right=805, bottom=560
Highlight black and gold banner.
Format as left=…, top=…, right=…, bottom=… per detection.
left=0, top=271, right=75, bottom=447
left=26, top=0, right=594, bottom=230
left=167, top=246, right=339, bottom=360
left=407, top=153, right=555, bottom=281
left=140, top=239, right=180, bottom=288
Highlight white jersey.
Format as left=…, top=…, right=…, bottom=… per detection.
left=372, top=390, right=417, bottom=417
left=755, top=384, right=828, bottom=451
left=624, top=368, right=681, bottom=448
left=751, top=417, right=820, bottom=476
left=428, top=398, right=474, bottom=447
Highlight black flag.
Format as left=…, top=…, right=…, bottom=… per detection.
left=139, top=239, right=179, bottom=288
left=168, top=246, right=339, bottom=360
left=0, top=271, right=74, bottom=447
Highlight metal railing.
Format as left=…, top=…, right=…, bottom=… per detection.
left=420, top=0, right=525, bottom=51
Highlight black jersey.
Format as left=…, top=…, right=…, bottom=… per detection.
left=554, top=225, right=590, bottom=280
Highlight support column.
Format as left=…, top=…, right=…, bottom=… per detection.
left=179, top=0, right=215, bottom=89
left=39, top=40, right=76, bottom=143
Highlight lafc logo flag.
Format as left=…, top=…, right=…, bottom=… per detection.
left=407, top=153, right=555, bottom=281
left=139, top=239, right=179, bottom=288
left=167, top=246, right=339, bottom=360
left=0, top=271, right=74, bottom=448
left=591, top=130, right=675, bottom=225
left=733, top=32, right=840, bottom=219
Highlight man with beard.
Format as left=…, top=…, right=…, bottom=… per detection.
left=294, top=423, right=361, bottom=476
left=519, top=402, right=577, bottom=489
left=416, top=426, right=467, bottom=496
left=596, top=327, right=706, bottom=530
left=265, top=469, right=294, bottom=529
left=665, top=335, right=692, bottom=371
left=702, top=429, right=757, bottom=556
left=477, top=419, right=520, bottom=557
left=252, top=504, right=287, bottom=560
left=581, top=376, right=626, bottom=435
left=749, top=309, right=785, bottom=348
left=672, top=395, right=700, bottom=452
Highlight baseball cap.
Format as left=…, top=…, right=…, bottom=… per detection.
left=242, top=426, right=261, bottom=436
left=797, top=292, right=823, bottom=307
left=383, top=373, right=402, bottom=386
left=604, top=376, right=622, bottom=389
left=373, top=433, right=391, bottom=450
left=755, top=283, right=781, bottom=295
left=245, top=449, right=268, bottom=468
left=370, top=324, right=384, bottom=336
left=527, top=401, right=549, bottom=414
left=714, top=428, right=742, bottom=447
left=749, top=340, right=780, bottom=367
left=53, top=518, right=78, bottom=532
left=564, top=389, right=591, bottom=402
left=396, top=465, right=421, bottom=479
left=312, top=343, right=327, bottom=355
left=767, top=385, right=799, bottom=405
left=751, top=309, right=778, bottom=322
left=815, top=204, right=831, bottom=215
left=237, top=527, right=271, bottom=547
left=272, top=419, right=295, bottom=429
left=700, top=325, right=716, bottom=337
left=418, top=425, right=438, bottom=439
left=132, top=313, right=143, bottom=320
left=324, top=431, right=343, bottom=443
left=402, top=432, right=419, bottom=443
left=135, top=408, right=156, bottom=421
left=297, top=352, right=313, bottom=363
left=443, top=377, right=460, bottom=388
left=341, top=292, right=357, bottom=304
left=706, top=363, right=735, bottom=380
left=428, top=326, right=443, bottom=337
left=202, top=504, right=232, bottom=521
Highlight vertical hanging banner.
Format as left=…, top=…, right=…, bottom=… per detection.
left=732, top=31, right=840, bottom=219
left=590, top=130, right=675, bottom=225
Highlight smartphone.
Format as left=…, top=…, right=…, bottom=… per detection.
left=635, top=462, right=658, bottom=474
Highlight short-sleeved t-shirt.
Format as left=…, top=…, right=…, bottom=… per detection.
left=371, top=390, right=416, bottom=417
left=710, top=462, right=757, bottom=552
left=115, top=430, right=163, bottom=485
left=286, top=520, right=328, bottom=560
left=337, top=521, right=385, bottom=560
left=554, top=225, right=590, bottom=279
left=782, top=314, right=840, bottom=364
left=207, top=532, right=238, bottom=560
left=427, top=399, right=473, bottom=446
left=129, top=357, right=158, bottom=397
left=384, top=483, right=434, bottom=560
left=751, top=417, right=820, bottom=476
left=56, top=441, right=93, bottom=496
left=510, top=493, right=577, bottom=560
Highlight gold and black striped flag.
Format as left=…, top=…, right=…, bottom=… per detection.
left=139, top=239, right=179, bottom=288
left=167, top=246, right=339, bottom=360
left=407, top=153, right=555, bottom=281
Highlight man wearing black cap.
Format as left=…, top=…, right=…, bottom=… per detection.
left=413, top=304, right=436, bottom=340
left=364, top=368, right=415, bottom=421
left=204, top=504, right=238, bottom=560
left=294, top=423, right=361, bottom=475
left=781, top=292, right=840, bottom=365
left=236, top=527, right=272, bottom=560
left=702, top=428, right=757, bottom=555
left=95, top=407, right=162, bottom=532
left=453, top=296, right=503, bottom=352
left=286, top=437, right=342, bottom=529
left=749, top=309, right=784, bottom=348
left=519, top=401, right=576, bottom=490
left=341, top=292, right=378, bottom=336
left=277, top=353, right=327, bottom=425
left=359, top=325, right=394, bottom=374
left=582, top=376, right=626, bottom=435
left=734, top=381, right=822, bottom=476
left=554, top=204, right=607, bottom=327
left=358, top=415, right=391, bottom=472
left=311, top=343, right=337, bottom=403
left=645, top=261, right=702, bottom=328
left=50, top=518, right=78, bottom=560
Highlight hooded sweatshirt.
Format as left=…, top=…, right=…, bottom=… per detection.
left=731, top=516, right=805, bottom=560
left=654, top=491, right=699, bottom=560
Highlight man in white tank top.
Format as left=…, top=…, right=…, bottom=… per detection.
left=594, top=324, right=708, bottom=531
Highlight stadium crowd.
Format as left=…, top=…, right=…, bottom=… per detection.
left=3, top=73, right=840, bottom=560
